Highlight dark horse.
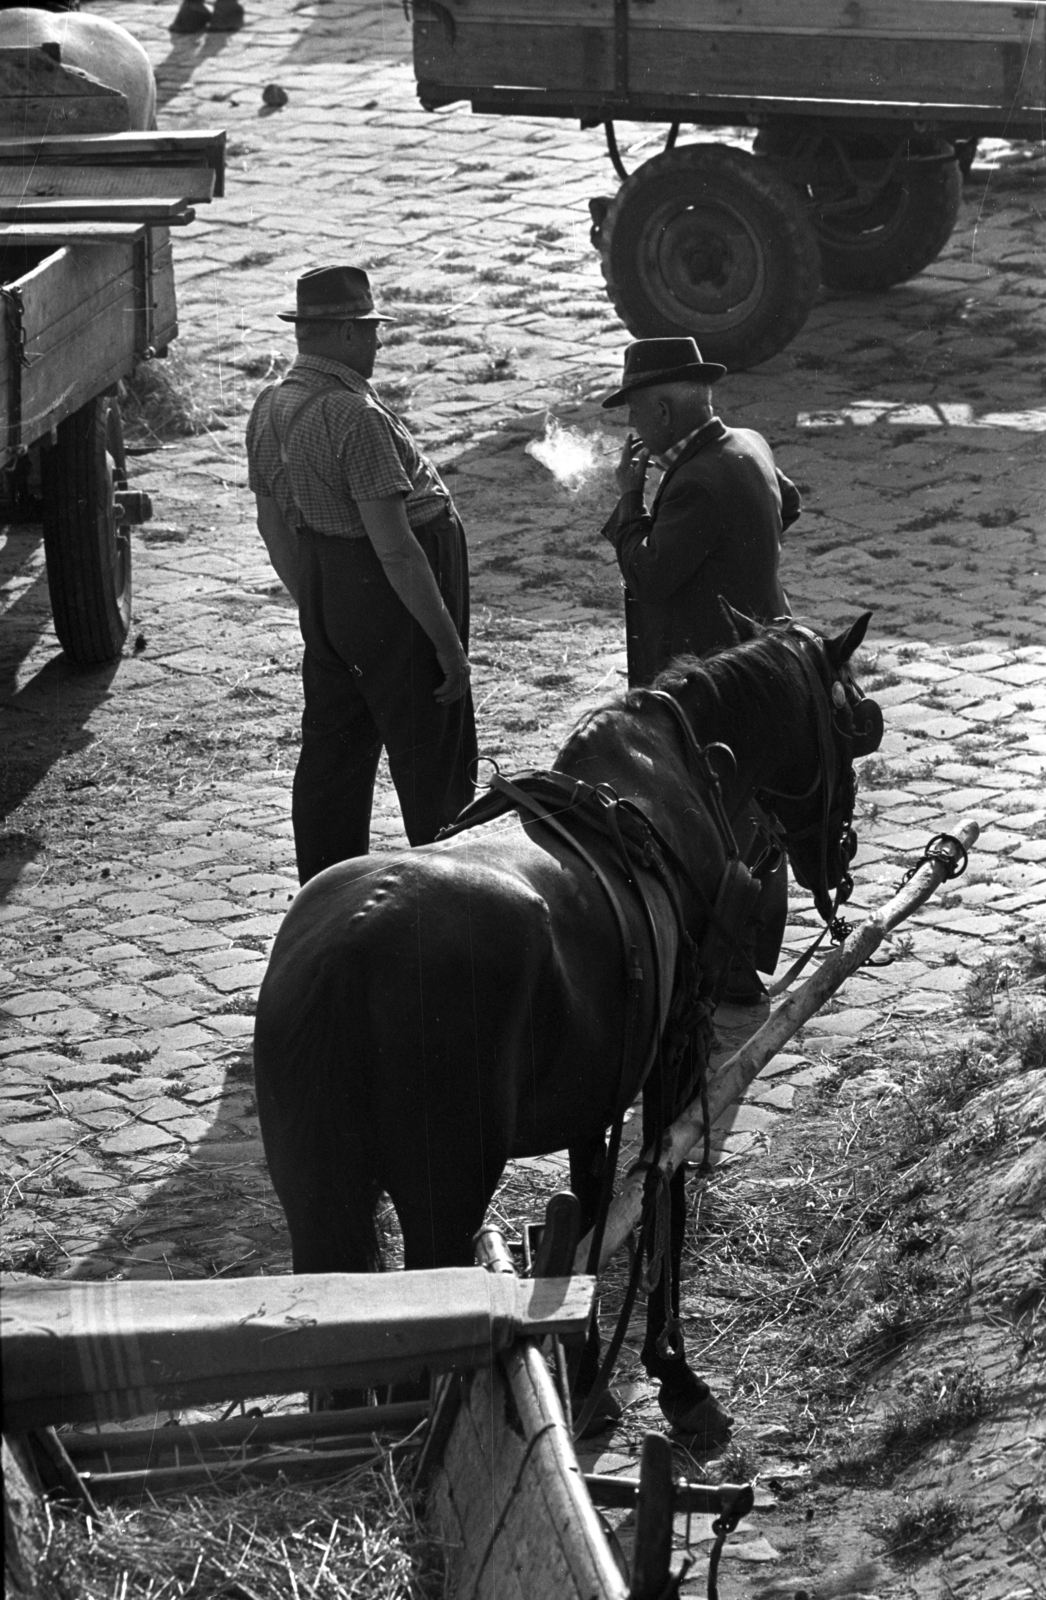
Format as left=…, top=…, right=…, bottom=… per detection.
left=254, top=612, right=882, bottom=1436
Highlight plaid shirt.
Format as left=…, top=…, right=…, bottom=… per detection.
left=246, top=354, right=451, bottom=538
left=655, top=415, right=721, bottom=471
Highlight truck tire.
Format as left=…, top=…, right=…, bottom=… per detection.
left=597, top=144, right=820, bottom=369
left=41, top=394, right=132, bottom=667
left=757, top=130, right=962, bottom=291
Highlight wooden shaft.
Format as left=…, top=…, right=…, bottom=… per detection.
left=576, top=821, right=979, bottom=1274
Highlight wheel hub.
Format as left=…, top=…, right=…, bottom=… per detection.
left=650, top=202, right=765, bottom=327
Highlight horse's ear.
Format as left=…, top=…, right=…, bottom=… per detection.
left=826, top=611, right=873, bottom=668
left=718, top=597, right=760, bottom=643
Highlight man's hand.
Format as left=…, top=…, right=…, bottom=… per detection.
left=616, top=432, right=650, bottom=497
left=435, top=646, right=471, bottom=705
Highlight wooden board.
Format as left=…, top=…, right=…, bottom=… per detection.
left=0, top=166, right=216, bottom=203
left=0, top=199, right=195, bottom=225
left=0, top=130, right=227, bottom=198
left=0, top=1268, right=595, bottom=1430
left=0, top=47, right=130, bottom=138
left=0, top=221, right=147, bottom=245
left=430, top=1346, right=628, bottom=1600
left=414, top=0, right=1046, bottom=127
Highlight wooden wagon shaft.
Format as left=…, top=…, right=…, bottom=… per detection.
left=576, top=821, right=980, bottom=1274
left=0, top=1267, right=595, bottom=1430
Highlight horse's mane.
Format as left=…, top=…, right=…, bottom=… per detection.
left=564, top=622, right=810, bottom=752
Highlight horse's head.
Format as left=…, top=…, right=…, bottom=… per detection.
left=722, top=605, right=883, bottom=924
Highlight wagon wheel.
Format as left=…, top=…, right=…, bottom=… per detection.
left=756, top=129, right=963, bottom=291
left=597, top=143, right=820, bottom=370
left=41, top=393, right=132, bottom=667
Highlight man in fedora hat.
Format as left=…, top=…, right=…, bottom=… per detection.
left=599, top=336, right=802, bottom=1002
left=246, top=265, right=476, bottom=882
left=600, top=336, right=800, bottom=683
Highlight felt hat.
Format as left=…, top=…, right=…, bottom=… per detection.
left=601, top=337, right=726, bottom=408
left=277, top=265, right=394, bottom=323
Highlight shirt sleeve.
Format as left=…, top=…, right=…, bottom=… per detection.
left=245, top=393, right=272, bottom=497
left=334, top=400, right=415, bottom=503
left=610, top=477, right=726, bottom=603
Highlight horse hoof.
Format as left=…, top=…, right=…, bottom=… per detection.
left=207, top=1, right=245, bottom=29
left=575, top=1387, right=624, bottom=1440
left=660, top=1390, right=734, bottom=1444
left=170, top=1, right=211, bottom=33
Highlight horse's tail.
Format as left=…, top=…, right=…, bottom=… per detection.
left=254, top=956, right=384, bottom=1275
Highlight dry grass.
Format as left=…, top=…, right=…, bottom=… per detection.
left=121, top=348, right=228, bottom=444
left=36, top=1455, right=443, bottom=1600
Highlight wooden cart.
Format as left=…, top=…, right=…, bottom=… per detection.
left=0, top=49, right=224, bottom=665
left=411, top=0, right=1046, bottom=367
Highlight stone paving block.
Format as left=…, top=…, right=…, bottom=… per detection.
left=150, top=928, right=231, bottom=954
left=206, top=961, right=266, bottom=993
left=177, top=899, right=246, bottom=922
left=108, top=914, right=193, bottom=937
left=201, top=1015, right=255, bottom=1039
left=100, top=1124, right=180, bottom=1155
left=28, top=1009, right=105, bottom=1038
left=1, top=989, right=73, bottom=1016
left=189, top=946, right=263, bottom=973
left=803, top=1007, right=880, bottom=1037
left=138, top=1024, right=217, bottom=1051
left=0, top=1116, right=80, bottom=1148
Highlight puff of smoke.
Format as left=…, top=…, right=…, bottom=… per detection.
left=525, top=415, right=616, bottom=496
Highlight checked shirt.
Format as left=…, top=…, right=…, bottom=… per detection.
left=246, top=353, right=451, bottom=539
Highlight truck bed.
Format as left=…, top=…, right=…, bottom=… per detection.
left=413, top=0, right=1046, bottom=137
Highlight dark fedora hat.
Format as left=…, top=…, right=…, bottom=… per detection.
left=602, top=337, right=726, bottom=409
left=277, top=265, right=394, bottom=323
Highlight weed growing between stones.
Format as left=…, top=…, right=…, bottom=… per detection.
left=873, top=1491, right=971, bottom=1563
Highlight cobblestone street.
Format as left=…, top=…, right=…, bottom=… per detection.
left=0, top=2, right=1044, bottom=1593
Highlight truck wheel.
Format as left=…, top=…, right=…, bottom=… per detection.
left=757, top=130, right=962, bottom=291
left=41, top=394, right=132, bottom=667
left=597, top=144, right=820, bottom=369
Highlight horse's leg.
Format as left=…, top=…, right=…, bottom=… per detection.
left=566, top=1136, right=628, bottom=1435
left=640, top=1165, right=733, bottom=1445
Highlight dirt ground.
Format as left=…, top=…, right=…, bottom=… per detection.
left=2, top=2, right=1045, bottom=1597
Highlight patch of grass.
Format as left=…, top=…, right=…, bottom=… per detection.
left=824, top=1365, right=993, bottom=1486
left=876, top=1492, right=970, bottom=1562
left=963, top=954, right=1020, bottom=1015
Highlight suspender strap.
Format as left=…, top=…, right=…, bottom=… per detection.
left=265, top=381, right=340, bottom=531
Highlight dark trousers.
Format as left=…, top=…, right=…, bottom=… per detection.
left=292, top=509, right=478, bottom=884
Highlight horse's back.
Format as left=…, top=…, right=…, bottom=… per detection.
left=0, top=7, right=157, bottom=128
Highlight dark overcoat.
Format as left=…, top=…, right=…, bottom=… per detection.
left=601, top=416, right=801, bottom=687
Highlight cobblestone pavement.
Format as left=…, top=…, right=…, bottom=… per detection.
left=1, top=0, right=1043, bottom=1343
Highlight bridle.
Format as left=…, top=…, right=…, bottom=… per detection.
left=753, top=622, right=883, bottom=984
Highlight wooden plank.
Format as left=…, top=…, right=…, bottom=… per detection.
left=0, top=130, right=227, bottom=198
left=429, top=1348, right=627, bottom=1600
left=629, top=34, right=1045, bottom=111
left=11, top=240, right=140, bottom=443
left=0, top=1269, right=596, bottom=1430
left=0, top=222, right=146, bottom=245
left=0, top=200, right=195, bottom=225
left=62, top=1400, right=429, bottom=1461
left=0, top=166, right=216, bottom=203
left=147, top=226, right=177, bottom=352
left=417, top=0, right=1044, bottom=118
left=81, top=1446, right=393, bottom=1500
left=0, top=269, right=11, bottom=466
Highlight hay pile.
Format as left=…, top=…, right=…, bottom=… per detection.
left=36, top=1457, right=443, bottom=1600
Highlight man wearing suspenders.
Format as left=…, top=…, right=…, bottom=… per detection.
left=599, top=337, right=803, bottom=1003
left=246, top=266, right=476, bottom=884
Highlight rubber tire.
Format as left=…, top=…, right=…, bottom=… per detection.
left=597, top=143, right=820, bottom=370
left=756, top=130, right=962, bottom=291
left=41, top=395, right=132, bottom=667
